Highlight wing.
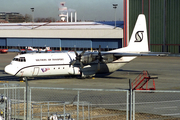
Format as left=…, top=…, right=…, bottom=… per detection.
left=109, top=52, right=170, bottom=57
left=80, top=51, right=169, bottom=63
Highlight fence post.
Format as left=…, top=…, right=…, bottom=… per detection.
left=129, top=79, right=132, bottom=120
left=77, top=90, right=79, bottom=120
left=133, top=90, right=135, bottom=120
left=126, top=90, right=129, bottom=120
left=24, top=87, right=26, bottom=120
left=32, top=104, right=33, bottom=120
left=64, top=103, right=65, bottom=120
left=29, top=88, right=31, bottom=119
left=88, top=103, right=90, bottom=120
left=41, top=105, right=42, bottom=120
left=48, top=101, right=49, bottom=117
left=24, top=77, right=30, bottom=120
left=8, top=99, right=11, bottom=120
left=82, top=102, right=84, bottom=120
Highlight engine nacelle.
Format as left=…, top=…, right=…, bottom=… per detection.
left=102, top=54, right=114, bottom=63
left=80, top=54, right=96, bottom=64
left=81, top=54, right=115, bottom=64
left=68, top=67, right=80, bottom=75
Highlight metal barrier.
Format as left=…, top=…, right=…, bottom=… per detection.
left=0, top=84, right=180, bottom=120
left=30, top=87, right=129, bottom=120
left=133, top=90, right=180, bottom=120
left=0, top=83, right=26, bottom=120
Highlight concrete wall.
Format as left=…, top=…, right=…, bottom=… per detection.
left=0, top=29, right=123, bottom=39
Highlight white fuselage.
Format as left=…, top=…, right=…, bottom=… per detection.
left=4, top=52, right=136, bottom=77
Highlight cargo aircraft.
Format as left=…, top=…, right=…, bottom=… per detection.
left=4, top=14, right=168, bottom=79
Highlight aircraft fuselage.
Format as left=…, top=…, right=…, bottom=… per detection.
left=5, top=52, right=131, bottom=77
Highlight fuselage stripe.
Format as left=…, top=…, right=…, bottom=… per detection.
left=14, top=61, right=129, bottom=76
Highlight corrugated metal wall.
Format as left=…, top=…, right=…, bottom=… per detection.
left=129, top=0, right=180, bottom=53
left=1, top=38, right=122, bottom=50
left=0, top=38, right=6, bottom=46
left=7, top=38, right=33, bottom=46
left=7, top=38, right=60, bottom=47
left=92, top=39, right=122, bottom=48
left=166, top=0, right=180, bottom=53
left=149, top=0, right=164, bottom=52
left=61, top=39, right=91, bottom=48
left=129, top=0, right=142, bottom=40
left=32, top=38, right=60, bottom=47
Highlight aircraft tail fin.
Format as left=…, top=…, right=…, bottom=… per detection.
left=46, top=47, right=50, bottom=50
left=111, top=14, right=149, bottom=53
left=127, top=14, right=149, bottom=52
left=28, top=47, right=33, bottom=51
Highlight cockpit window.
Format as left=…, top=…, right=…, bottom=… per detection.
left=13, top=57, right=26, bottom=62
left=13, top=58, right=18, bottom=61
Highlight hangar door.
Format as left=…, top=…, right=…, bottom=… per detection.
left=7, top=38, right=33, bottom=46
left=0, top=38, right=6, bottom=46
left=7, top=38, right=61, bottom=47
left=61, top=39, right=91, bottom=48
left=32, top=38, right=60, bottom=47
left=92, top=39, right=122, bottom=49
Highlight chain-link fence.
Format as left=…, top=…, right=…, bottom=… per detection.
left=0, top=83, right=26, bottom=120
left=133, top=90, right=180, bottom=120
left=0, top=84, right=180, bottom=120
left=30, top=88, right=129, bottom=120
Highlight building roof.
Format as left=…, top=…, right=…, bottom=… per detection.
left=0, top=21, right=123, bottom=30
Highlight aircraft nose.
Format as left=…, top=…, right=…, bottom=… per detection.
left=4, top=64, right=16, bottom=75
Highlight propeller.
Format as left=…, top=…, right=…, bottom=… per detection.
left=24, top=46, right=28, bottom=53
left=37, top=48, right=40, bottom=53
left=18, top=46, right=22, bottom=54
left=71, top=45, right=104, bottom=70
left=18, top=46, right=27, bottom=54
left=45, top=49, right=48, bottom=53
left=71, top=48, right=85, bottom=68
left=97, top=45, right=104, bottom=71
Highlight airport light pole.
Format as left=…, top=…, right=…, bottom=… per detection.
left=31, top=8, right=34, bottom=29
left=113, top=4, right=118, bottom=28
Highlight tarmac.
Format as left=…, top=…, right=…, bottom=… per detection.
left=1, top=52, right=180, bottom=118
left=0, top=52, right=180, bottom=90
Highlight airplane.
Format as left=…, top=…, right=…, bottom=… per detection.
left=6, top=46, right=52, bottom=54
left=27, top=46, right=52, bottom=52
left=4, top=14, right=168, bottom=80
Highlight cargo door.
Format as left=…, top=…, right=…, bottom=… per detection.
left=32, top=67, right=39, bottom=76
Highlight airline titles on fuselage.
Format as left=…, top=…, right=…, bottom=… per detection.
left=35, top=58, right=64, bottom=61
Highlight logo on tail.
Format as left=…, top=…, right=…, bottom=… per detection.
left=134, top=31, right=144, bottom=42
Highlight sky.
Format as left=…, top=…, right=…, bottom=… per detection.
left=0, top=0, right=123, bottom=21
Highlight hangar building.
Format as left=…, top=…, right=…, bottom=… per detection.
left=124, top=0, right=180, bottom=53
left=0, top=22, right=123, bottom=51
left=1, top=0, right=179, bottom=53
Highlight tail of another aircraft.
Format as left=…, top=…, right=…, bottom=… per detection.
left=111, top=14, right=149, bottom=53
left=46, top=47, right=51, bottom=50
left=28, top=47, right=33, bottom=51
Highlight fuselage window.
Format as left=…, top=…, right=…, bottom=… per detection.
left=20, top=57, right=26, bottom=62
